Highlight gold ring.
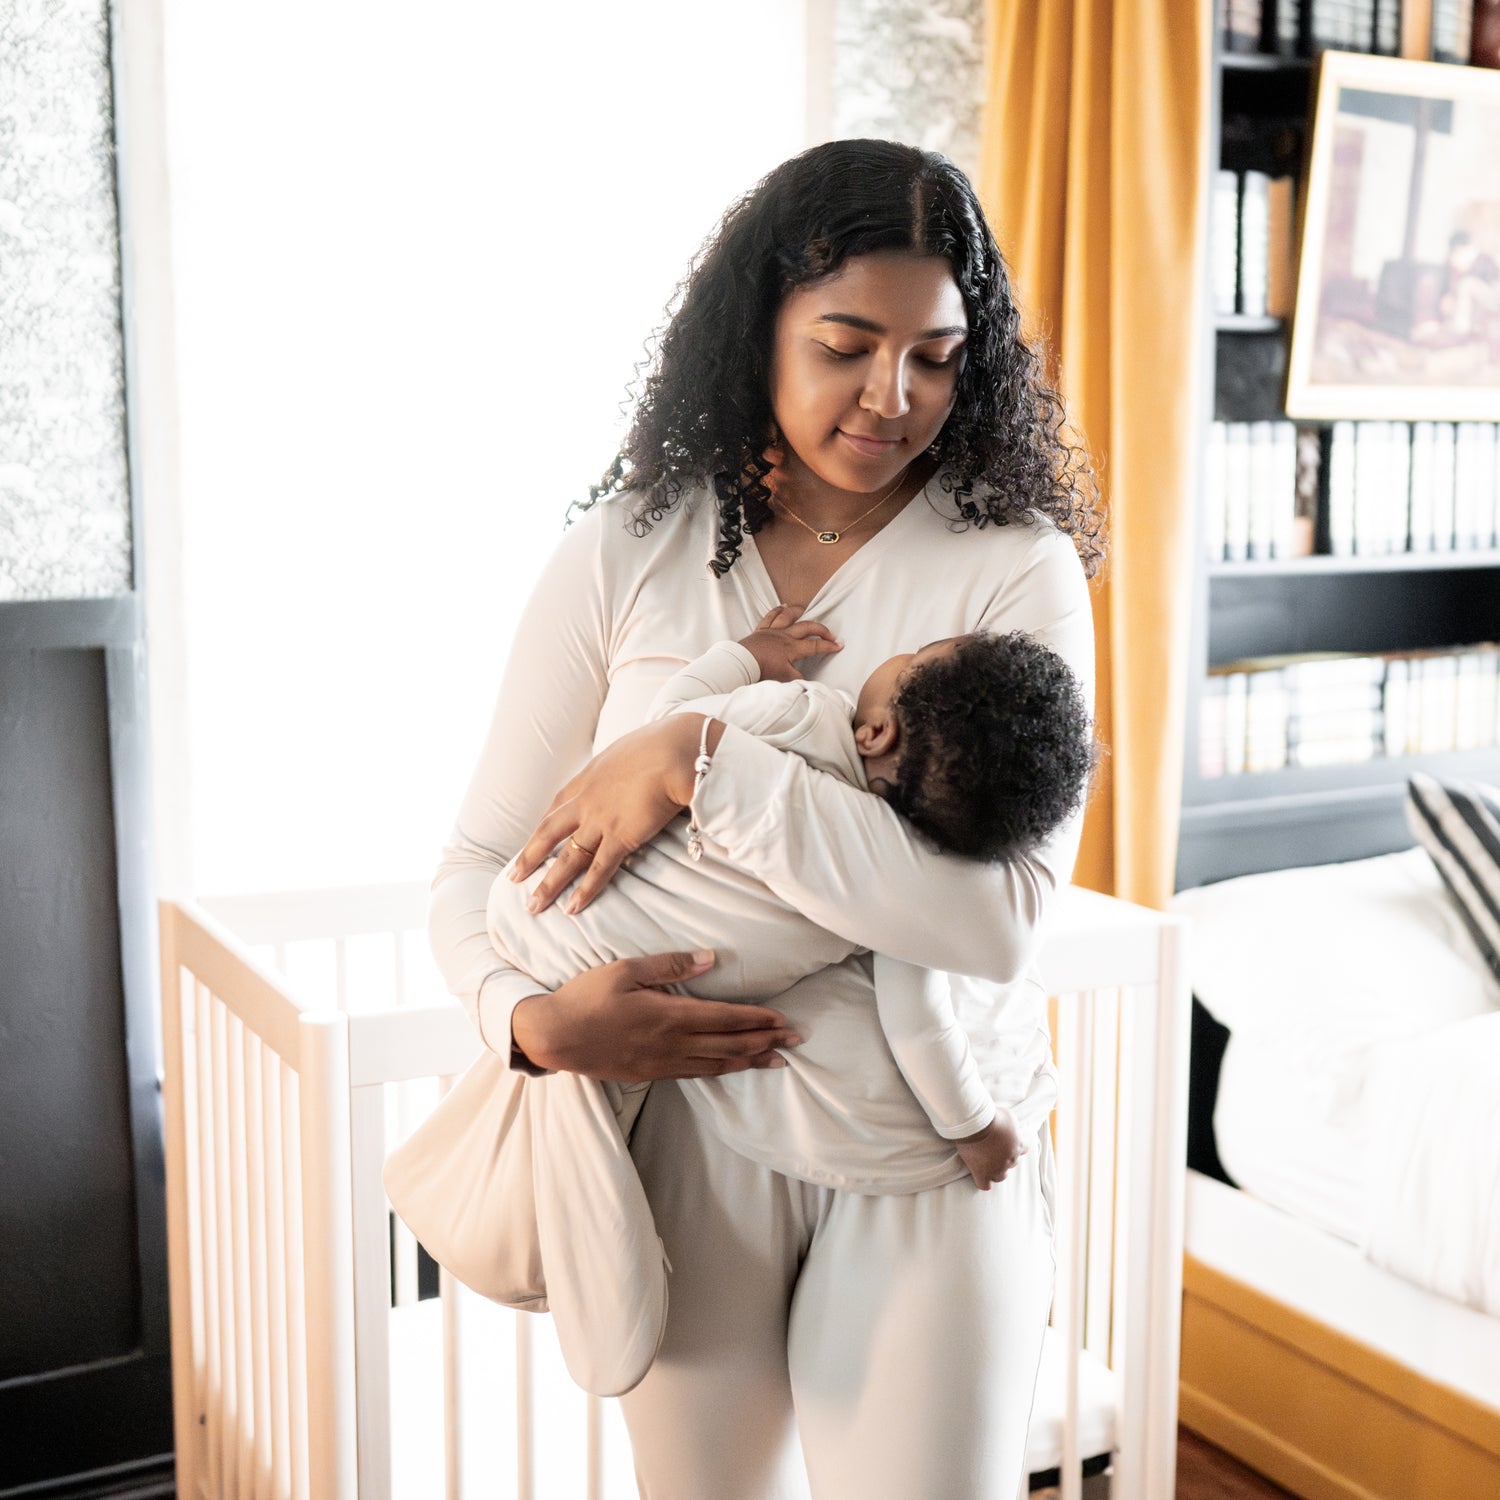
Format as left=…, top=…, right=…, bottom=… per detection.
left=568, top=835, right=599, bottom=858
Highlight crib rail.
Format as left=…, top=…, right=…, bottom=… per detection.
left=159, top=900, right=358, bottom=1500
left=160, top=884, right=1187, bottom=1500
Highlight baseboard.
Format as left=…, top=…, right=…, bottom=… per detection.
left=1179, top=1384, right=1378, bottom=1500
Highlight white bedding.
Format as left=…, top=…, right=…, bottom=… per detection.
left=1363, top=1008, right=1500, bottom=1316
left=1173, top=847, right=1500, bottom=1308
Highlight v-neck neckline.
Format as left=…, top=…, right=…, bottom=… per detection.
left=739, top=480, right=934, bottom=618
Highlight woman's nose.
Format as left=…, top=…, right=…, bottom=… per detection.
left=860, top=352, right=910, bottom=418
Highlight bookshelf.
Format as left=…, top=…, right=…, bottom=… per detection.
left=1177, top=14, right=1500, bottom=890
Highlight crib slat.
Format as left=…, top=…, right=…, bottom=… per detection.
left=1086, top=989, right=1121, bottom=1363
left=1056, top=989, right=1093, bottom=1500
left=212, top=994, right=240, bottom=1498
left=229, top=1015, right=257, bottom=1498
left=350, top=1083, right=392, bottom=1498
left=516, top=1310, right=535, bottom=1500
left=181, top=979, right=206, bottom=1459
left=1123, top=928, right=1190, bottom=1499
left=195, top=984, right=220, bottom=1491
left=299, top=1011, right=359, bottom=1499
left=586, top=1393, right=605, bottom=1500
left=159, top=918, right=200, bottom=1500
left=282, top=1063, right=311, bottom=1500
left=262, top=1048, right=292, bottom=1499
left=441, top=1268, right=463, bottom=1500
left=245, top=1037, right=274, bottom=1498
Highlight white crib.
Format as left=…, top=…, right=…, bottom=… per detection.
left=159, top=883, right=1188, bottom=1500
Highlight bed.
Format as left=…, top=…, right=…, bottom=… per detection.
left=1171, top=786, right=1500, bottom=1499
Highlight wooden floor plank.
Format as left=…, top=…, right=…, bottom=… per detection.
left=1176, top=1426, right=1297, bottom=1500
left=1032, top=1428, right=1296, bottom=1500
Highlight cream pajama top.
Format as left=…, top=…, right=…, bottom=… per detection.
left=429, top=480, right=1093, bottom=1194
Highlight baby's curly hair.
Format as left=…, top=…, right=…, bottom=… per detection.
left=883, top=632, right=1096, bottom=862
left=570, top=139, right=1104, bottom=579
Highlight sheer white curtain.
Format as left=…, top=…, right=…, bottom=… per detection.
left=162, top=1, right=817, bottom=893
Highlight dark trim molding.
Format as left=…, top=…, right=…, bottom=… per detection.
left=0, top=598, right=141, bottom=651
left=1176, top=783, right=1416, bottom=889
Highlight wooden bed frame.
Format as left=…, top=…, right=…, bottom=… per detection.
left=1179, top=1173, right=1500, bottom=1499
left=1175, top=813, right=1500, bottom=1500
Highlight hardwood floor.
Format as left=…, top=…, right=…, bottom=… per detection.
left=1177, top=1427, right=1296, bottom=1500
left=1031, top=1427, right=1295, bottom=1499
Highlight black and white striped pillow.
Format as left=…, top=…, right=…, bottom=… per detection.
left=1406, top=774, right=1500, bottom=984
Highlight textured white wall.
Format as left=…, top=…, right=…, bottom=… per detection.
left=833, top=0, right=986, bottom=179
left=0, top=0, right=132, bottom=601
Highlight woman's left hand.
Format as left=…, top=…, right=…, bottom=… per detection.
left=509, top=714, right=724, bottom=915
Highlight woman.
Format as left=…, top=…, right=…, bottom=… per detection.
left=429, top=139, right=1103, bottom=1498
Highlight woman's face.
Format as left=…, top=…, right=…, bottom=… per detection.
left=768, top=251, right=968, bottom=500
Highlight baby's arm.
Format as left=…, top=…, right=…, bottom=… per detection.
left=647, top=641, right=761, bottom=722
left=872, top=953, right=1027, bottom=1189
left=647, top=605, right=842, bottom=724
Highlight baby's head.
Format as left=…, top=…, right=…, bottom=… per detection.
left=853, top=631, right=1094, bottom=861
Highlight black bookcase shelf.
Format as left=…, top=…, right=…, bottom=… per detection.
left=1179, top=22, right=1500, bottom=890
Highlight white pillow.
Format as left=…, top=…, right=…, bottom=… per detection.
left=1171, top=847, right=1500, bottom=1062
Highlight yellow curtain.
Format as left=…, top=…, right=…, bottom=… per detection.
left=980, top=0, right=1210, bottom=909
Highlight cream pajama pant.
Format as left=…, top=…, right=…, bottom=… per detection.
left=619, top=1080, right=1057, bottom=1500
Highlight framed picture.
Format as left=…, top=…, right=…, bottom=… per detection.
left=1285, top=52, right=1500, bottom=421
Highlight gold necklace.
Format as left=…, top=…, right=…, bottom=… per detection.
left=774, top=469, right=911, bottom=544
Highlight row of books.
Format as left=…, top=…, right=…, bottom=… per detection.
left=1204, top=420, right=1500, bottom=562
left=1199, top=647, right=1500, bottom=777
left=1326, top=420, right=1500, bottom=556
left=1219, top=0, right=1476, bottom=61
left=1204, top=421, right=1312, bottom=561
left=1212, top=171, right=1296, bottom=320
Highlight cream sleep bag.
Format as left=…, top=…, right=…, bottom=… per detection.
left=382, top=1050, right=669, bottom=1397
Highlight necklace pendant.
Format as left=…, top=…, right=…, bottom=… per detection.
left=817, top=530, right=840, bottom=544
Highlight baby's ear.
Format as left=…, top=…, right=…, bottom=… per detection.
left=854, top=713, right=900, bottom=759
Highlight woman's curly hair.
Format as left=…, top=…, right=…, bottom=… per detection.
left=883, top=631, right=1097, bottom=862
left=570, top=138, right=1104, bottom=578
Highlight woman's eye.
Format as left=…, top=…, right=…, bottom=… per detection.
left=817, top=343, right=863, bottom=361
left=917, top=349, right=963, bottom=369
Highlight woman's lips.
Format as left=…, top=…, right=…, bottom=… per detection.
left=837, top=429, right=902, bottom=456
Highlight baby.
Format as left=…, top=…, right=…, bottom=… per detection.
left=489, top=605, right=1094, bottom=1187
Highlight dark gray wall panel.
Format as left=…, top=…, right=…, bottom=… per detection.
left=0, top=647, right=138, bottom=1379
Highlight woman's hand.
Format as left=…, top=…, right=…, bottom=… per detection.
left=954, top=1106, right=1028, bottom=1191
left=511, top=948, right=801, bottom=1081
left=509, top=714, right=725, bottom=915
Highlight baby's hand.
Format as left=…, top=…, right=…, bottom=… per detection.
left=740, top=604, right=843, bottom=683
left=954, top=1106, right=1027, bottom=1191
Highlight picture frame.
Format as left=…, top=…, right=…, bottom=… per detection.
left=1285, top=52, right=1500, bottom=421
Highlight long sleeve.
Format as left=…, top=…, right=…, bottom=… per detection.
left=688, top=522, right=1093, bottom=983
left=646, top=641, right=759, bottom=718
left=872, top=954, right=996, bottom=1139
left=428, top=510, right=613, bottom=1062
